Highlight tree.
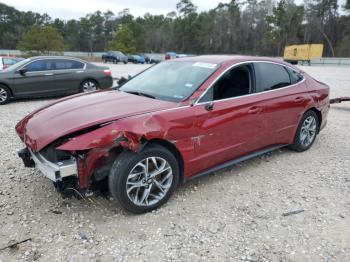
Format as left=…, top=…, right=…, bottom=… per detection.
left=175, top=0, right=198, bottom=52
left=265, top=0, right=304, bottom=56
left=107, top=25, right=137, bottom=53
left=176, top=0, right=197, bottom=17
left=1, top=1, right=350, bottom=57
left=346, top=0, right=350, bottom=10
left=17, top=25, right=65, bottom=54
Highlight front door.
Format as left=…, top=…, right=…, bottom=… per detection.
left=12, top=59, right=55, bottom=97
left=191, top=64, right=265, bottom=174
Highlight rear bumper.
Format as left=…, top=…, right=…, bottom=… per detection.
left=18, top=148, right=78, bottom=182
left=99, top=76, right=113, bottom=89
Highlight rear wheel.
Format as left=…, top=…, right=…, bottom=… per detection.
left=0, top=85, right=10, bottom=105
left=108, top=144, right=179, bottom=213
left=80, top=79, right=99, bottom=93
left=290, top=110, right=319, bottom=152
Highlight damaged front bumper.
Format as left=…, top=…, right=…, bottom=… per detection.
left=18, top=148, right=78, bottom=182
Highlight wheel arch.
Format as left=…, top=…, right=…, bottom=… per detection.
left=307, top=107, right=322, bottom=133
left=0, top=82, right=13, bottom=97
left=80, top=77, right=99, bottom=85
left=144, top=138, right=185, bottom=183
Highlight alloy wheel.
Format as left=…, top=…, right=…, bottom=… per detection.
left=126, top=157, right=173, bottom=207
left=0, top=88, right=8, bottom=103
left=82, top=81, right=97, bottom=92
left=300, top=115, right=317, bottom=147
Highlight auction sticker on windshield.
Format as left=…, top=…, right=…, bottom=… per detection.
left=192, top=62, right=218, bottom=69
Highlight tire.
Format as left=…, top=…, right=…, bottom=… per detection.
left=124, top=61, right=127, bottom=64
left=79, top=79, right=99, bottom=93
left=0, top=85, right=11, bottom=105
left=290, top=110, right=319, bottom=152
left=109, top=144, right=180, bottom=213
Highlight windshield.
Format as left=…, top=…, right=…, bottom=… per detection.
left=3, top=58, right=30, bottom=72
left=120, top=61, right=219, bottom=102
left=112, top=51, right=124, bottom=56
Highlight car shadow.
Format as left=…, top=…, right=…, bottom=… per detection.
left=179, top=147, right=291, bottom=191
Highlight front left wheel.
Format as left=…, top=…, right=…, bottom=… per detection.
left=108, top=144, right=180, bottom=213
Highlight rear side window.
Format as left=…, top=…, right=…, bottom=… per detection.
left=25, top=60, right=53, bottom=72
left=286, top=67, right=303, bottom=84
left=254, top=62, right=291, bottom=92
left=54, top=59, right=84, bottom=70
left=3, top=58, right=17, bottom=65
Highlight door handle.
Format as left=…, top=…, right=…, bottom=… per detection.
left=248, top=106, right=261, bottom=114
left=44, top=73, right=54, bottom=76
left=295, top=97, right=305, bottom=103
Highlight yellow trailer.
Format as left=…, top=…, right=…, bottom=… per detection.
left=283, top=44, right=324, bottom=65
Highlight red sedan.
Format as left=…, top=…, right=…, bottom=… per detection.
left=16, top=55, right=330, bottom=213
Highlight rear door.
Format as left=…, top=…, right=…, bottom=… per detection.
left=53, top=59, right=86, bottom=94
left=12, top=59, right=56, bottom=97
left=253, top=62, right=310, bottom=146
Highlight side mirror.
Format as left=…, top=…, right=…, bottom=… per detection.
left=117, top=76, right=128, bottom=86
left=205, top=102, right=214, bottom=111
left=18, top=68, right=27, bottom=76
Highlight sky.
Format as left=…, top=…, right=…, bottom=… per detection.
left=1, top=0, right=233, bottom=20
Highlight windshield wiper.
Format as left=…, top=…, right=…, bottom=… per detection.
left=124, top=91, right=156, bottom=99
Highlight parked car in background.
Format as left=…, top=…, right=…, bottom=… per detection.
left=148, top=54, right=163, bottom=64
left=102, top=51, right=128, bottom=64
left=165, top=52, right=177, bottom=60
left=0, top=56, right=24, bottom=70
left=16, top=55, right=329, bottom=213
left=0, top=56, right=112, bottom=105
left=176, top=54, right=188, bottom=58
left=138, top=54, right=150, bottom=63
left=128, top=55, right=145, bottom=64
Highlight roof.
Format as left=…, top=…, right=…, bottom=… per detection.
left=173, top=55, right=287, bottom=65
left=28, top=56, right=87, bottom=62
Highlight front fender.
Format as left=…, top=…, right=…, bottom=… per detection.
left=57, top=114, right=179, bottom=189
left=57, top=114, right=174, bottom=152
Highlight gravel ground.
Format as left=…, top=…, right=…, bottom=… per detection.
left=0, top=64, right=349, bottom=262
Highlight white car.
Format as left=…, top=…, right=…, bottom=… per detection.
left=0, top=56, right=23, bottom=70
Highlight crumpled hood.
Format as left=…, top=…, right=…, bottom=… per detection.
left=16, top=90, right=177, bottom=152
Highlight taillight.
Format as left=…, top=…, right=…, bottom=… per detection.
left=103, top=69, right=112, bottom=77
left=3, top=65, right=9, bottom=69
left=165, top=54, right=170, bottom=60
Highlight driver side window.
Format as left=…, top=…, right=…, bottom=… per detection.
left=199, top=64, right=253, bottom=102
left=25, top=60, right=53, bottom=72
